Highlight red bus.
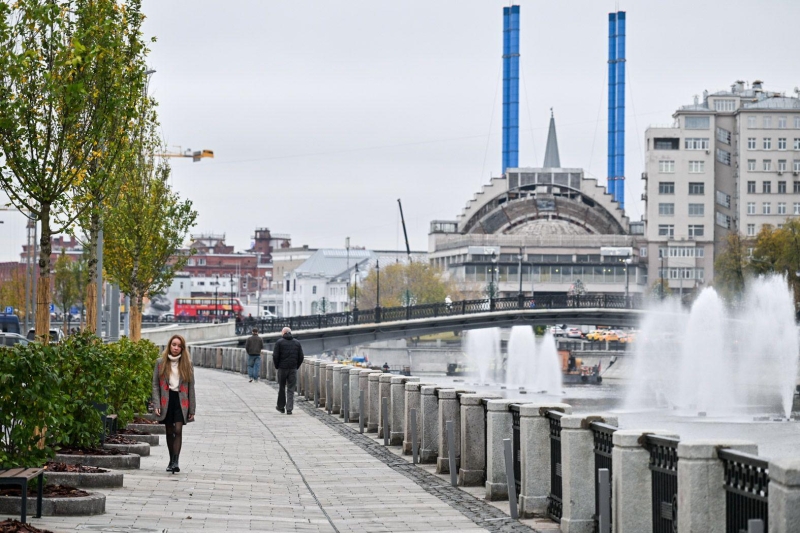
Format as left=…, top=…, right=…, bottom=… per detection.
left=174, top=297, right=244, bottom=318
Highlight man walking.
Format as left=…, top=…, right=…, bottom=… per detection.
left=245, top=328, right=264, bottom=383
left=273, top=327, right=304, bottom=414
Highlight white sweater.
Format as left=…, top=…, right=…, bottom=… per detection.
left=168, top=354, right=181, bottom=391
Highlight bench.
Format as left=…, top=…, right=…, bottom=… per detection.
left=0, top=468, right=44, bottom=523
left=93, top=402, right=118, bottom=443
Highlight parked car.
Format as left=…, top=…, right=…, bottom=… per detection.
left=566, top=328, right=584, bottom=339
left=586, top=330, right=604, bottom=341
left=26, top=328, right=65, bottom=344
left=0, top=314, right=21, bottom=335
left=0, top=333, right=29, bottom=346
left=599, top=330, right=620, bottom=342
left=549, top=326, right=567, bottom=337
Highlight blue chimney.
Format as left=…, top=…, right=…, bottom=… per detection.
left=607, top=13, right=617, bottom=199
left=615, top=12, right=626, bottom=209
left=502, top=5, right=520, bottom=174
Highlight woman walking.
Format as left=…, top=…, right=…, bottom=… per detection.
left=152, top=334, right=196, bottom=473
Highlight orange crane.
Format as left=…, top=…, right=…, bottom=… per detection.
left=156, top=147, right=214, bottom=162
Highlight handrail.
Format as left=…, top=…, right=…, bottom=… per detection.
left=718, top=448, right=769, bottom=470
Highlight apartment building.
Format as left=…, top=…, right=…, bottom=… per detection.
left=644, top=80, right=800, bottom=292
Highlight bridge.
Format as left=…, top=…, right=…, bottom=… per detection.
left=189, top=294, right=647, bottom=354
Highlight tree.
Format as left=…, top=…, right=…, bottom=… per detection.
left=0, top=267, right=28, bottom=319
left=751, top=219, right=800, bottom=309
left=350, top=261, right=459, bottom=309
left=713, top=232, right=748, bottom=302
left=103, top=102, right=197, bottom=341
left=53, top=250, right=83, bottom=334
left=0, top=0, right=148, bottom=341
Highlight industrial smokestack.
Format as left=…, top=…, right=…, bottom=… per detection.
left=502, top=5, right=520, bottom=174
left=615, top=11, right=626, bottom=210
left=607, top=13, right=617, bottom=199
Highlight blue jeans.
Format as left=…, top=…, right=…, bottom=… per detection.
left=248, top=355, right=262, bottom=381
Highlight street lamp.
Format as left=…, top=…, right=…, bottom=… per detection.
left=345, top=237, right=350, bottom=310
left=659, top=250, right=665, bottom=300
left=353, top=263, right=359, bottom=311
left=229, top=273, right=234, bottom=320
left=517, top=247, right=524, bottom=308
left=214, top=274, right=219, bottom=322
left=376, top=259, right=381, bottom=309
left=624, top=257, right=632, bottom=306
left=489, top=251, right=498, bottom=310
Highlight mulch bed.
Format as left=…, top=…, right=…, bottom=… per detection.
left=57, top=446, right=125, bottom=456
left=132, top=417, right=158, bottom=425
left=0, top=485, right=89, bottom=498
left=0, top=519, right=55, bottom=533
left=44, top=461, right=107, bottom=474
left=117, top=427, right=146, bottom=435
left=103, top=434, right=138, bottom=445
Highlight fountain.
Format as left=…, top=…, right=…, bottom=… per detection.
left=626, top=275, right=799, bottom=419
left=506, top=326, right=563, bottom=395
left=463, top=327, right=501, bottom=385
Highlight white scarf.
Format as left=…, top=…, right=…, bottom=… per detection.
left=167, top=354, right=181, bottom=392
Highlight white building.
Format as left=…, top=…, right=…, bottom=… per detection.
left=644, top=80, right=800, bottom=291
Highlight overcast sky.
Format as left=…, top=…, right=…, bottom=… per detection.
left=2, top=0, right=800, bottom=261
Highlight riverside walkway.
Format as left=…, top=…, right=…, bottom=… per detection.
left=26, top=367, right=552, bottom=533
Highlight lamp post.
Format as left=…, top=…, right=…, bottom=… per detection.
left=375, top=259, right=381, bottom=322
left=517, top=247, right=524, bottom=308
left=624, top=257, right=632, bottom=307
left=489, top=251, right=498, bottom=311
left=353, top=263, right=359, bottom=311
left=345, top=237, right=350, bottom=310
left=659, top=250, right=665, bottom=300
left=229, top=273, right=234, bottom=320
left=214, top=274, right=219, bottom=322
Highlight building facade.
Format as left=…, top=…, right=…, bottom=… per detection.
left=644, top=80, right=800, bottom=291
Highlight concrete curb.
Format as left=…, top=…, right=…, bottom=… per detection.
left=124, top=423, right=165, bottom=435
left=121, top=434, right=159, bottom=446
left=54, top=453, right=140, bottom=470
left=44, top=471, right=123, bottom=489
left=0, top=492, right=105, bottom=516
left=103, top=442, right=150, bottom=456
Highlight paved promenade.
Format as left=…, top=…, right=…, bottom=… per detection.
left=22, top=367, right=549, bottom=533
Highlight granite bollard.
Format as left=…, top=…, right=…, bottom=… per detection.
left=485, top=399, right=518, bottom=500
left=318, top=362, right=328, bottom=408
left=348, top=368, right=362, bottom=422
left=769, top=457, right=800, bottom=533
left=459, top=393, right=501, bottom=486
left=390, top=376, right=419, bottom=445
left=377, top=374, right=393, bottom=438
left=420, top=386, right=441, bottom=463
left=331, top=364, right=344, bottom=414
left=435, top=389, right=458, bottom=473
left=404, top=382, right=432, bottom=455
left=367, top=372, right=383, bottom=432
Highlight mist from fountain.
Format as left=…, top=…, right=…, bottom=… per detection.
left=506, top=326, right=563, bottom=395
left=626, top=275, right=799, bottom=418
left=464, top=327, right=501, bottom=385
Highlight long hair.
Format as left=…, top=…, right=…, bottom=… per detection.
left=159, top=334, right=194, bottom=383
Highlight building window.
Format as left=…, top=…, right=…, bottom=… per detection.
left=748, top=116, right=757, bottom=128
left=778, top=202, right=787, bottom=215
left=716, top=127, right=732, bottom=144
left=779, top=138, right=787, bottom=150
left=795, top=117, right=800, bottom=129
left=654, top=138, right=680, bottom=150
left=794, top=160, right=800, bottom=173
left=293, top=279, right=296, bottom=291
left=689, top=161, right=705, bottom=173
left=747, top=181, right=756, bottom=193
left=716, top=212, right=731, bottom=229
left=778, top=116, right=787, bottom=129
left=688, top=203, right=705, bottom=217
left=747, top=138, right=756, bottom=150
left=688, top=225, right=704, bottom=238
left=747, top=202, right=756, bottom=215
left=312, top=285, right=316, bottom=295
left=763, top=202, right=771, bottom=215
left=685, top=138, right=709, bottom=150
left=779, top=161, right=787, bottom=173
left=658, top=203, right=674, bottom=216
left=716, top=149, right=731, bottom=165
left=685, top=116, right=710, bottom=129
left=763, top=160, right=772, bottom=172
left=795, top=139, right=800, bottom=150
left=795, top=181, right=800, bottom=194
left=640, top=247, right=648, bottom=257
left=688, top=182, right=705, bottom=195
left=714, top=99, right=736, bottom=112
left=794, top=203, right=800, bottom=215
left=659, top=182, right=675, bottom=194
left=779, top=180, right=787, bottom=193
left=763, top=181, right=772, bottom=193
left=658, top=225, right=674, bottom=237
left=764, top=116, right=772, bottom=128
left=747, top=224, right=756, bottom=237
left=197, top=258, right=206, bottom=266
left=748, top=159, right=756, bottom=171
left=763, top=138, right=772, bottom=150
left=658, top=160, right=675, bottom=173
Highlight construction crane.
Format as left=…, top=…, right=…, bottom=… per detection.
left=155, top=147, right=214, bottom=162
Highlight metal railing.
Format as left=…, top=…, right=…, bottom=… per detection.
left=558, top=340, right=632, bottom=352
left=591, top=422, right=617, bottom=530
left=547, top=411, right=564, bottom=523
left=719, top=448, right=769, bottom=533
left=510, top=404, right=522, bottom=496
left=232, top=293, right=643, bottom=335
left=646, top=435, right=680, bottom=533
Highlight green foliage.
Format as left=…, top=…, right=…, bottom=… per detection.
left=714, top=233, right=748, bottom=302
left=104, top=337, right=160, bottom=427
left=750, top=219, right=800, bottom=309
left=351, top=261, right=458, bottom=309
left=0, top=342, right=63, bottom=468
left=53, top=251, right=84, bottom=327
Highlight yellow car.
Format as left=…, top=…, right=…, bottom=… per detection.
left=599, top=330, right=620, bottom=342
left=586, top=330, right=604, bottom=341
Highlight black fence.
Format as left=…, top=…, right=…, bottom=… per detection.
left=482, top=398, right=490, bottom=478
left=232, top=293, right=642, bottom=335
left=591, top=422, right=616, bottom=530
left=546, top=410, right=564, bottom=523
left=510, top=404, right=521, bottom=496
left=558, top=340, right=632, bottom=352
left=646, top=435, right=680, bottom=533
left=719, top=448, right=769, bottom=533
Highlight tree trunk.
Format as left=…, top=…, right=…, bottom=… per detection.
left=84, top=212, right=99, bottom=333
left=36, top=204, right=52, bottom=342
left=130, top=297, right=142, bottom=342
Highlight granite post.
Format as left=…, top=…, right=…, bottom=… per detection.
left=377, top=374, right=393, bottom=439
left=485, top=399, right=518, bottom=501
left=420, top=386, right=441, bottom=463
left=390, top=376, right=419, bottom=445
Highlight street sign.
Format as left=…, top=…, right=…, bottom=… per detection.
left=49, top=303, right=56, bottom=313
left=4, top=306, right=13, bottom=314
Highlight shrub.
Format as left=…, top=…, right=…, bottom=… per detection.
left=0, top=342, right=64, bottom=468
left=106, top=337, right=160, bottom=426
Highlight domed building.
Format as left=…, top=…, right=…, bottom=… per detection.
left=428, top=114, right=648, bottom=298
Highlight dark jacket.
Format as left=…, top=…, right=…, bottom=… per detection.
left=273, top=333, right=304, bottom=370
left=244, top=334, right=264, bottom=355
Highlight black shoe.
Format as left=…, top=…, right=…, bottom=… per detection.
left=276, top=406, right=285, bottom=413
left=166, top=455, right=175, bottom=472
left=249, top=379, right=253, bottom=383
left=172, top=457, right=180, bottom=474
left=286, top=411, right=292, bottom=415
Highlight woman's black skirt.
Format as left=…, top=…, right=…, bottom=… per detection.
left=163, top=389, right=185, bottom=425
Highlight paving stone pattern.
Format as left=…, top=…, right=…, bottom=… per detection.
left=12, top=368, right=544, bottom=532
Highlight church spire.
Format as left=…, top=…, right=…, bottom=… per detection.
left=543, top=108, right=561, bottom=168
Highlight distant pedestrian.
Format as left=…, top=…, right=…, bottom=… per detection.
left=245, top=328, right=264, bottom=383
left=382, top=362, right=390, bottom=373
left=272, top=327, right=304, bottom=414
left=152, top=334, right=196, bottom=474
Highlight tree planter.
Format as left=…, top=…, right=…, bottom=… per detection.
left=44, top=470, right=123, bottom=489
left=120, top=433, right=159, bottom=446
left=103, top=442, right=150, bottom=456
left=0, top=492, right=105, bottom=517
left=124, top=423, right=165, bottom=435
left=134, top=412, right=158, bottom=421
left=55, top=453, right=140, bottom=470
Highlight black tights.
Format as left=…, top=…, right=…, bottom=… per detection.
left=165, top=422, right=183, bottom=458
